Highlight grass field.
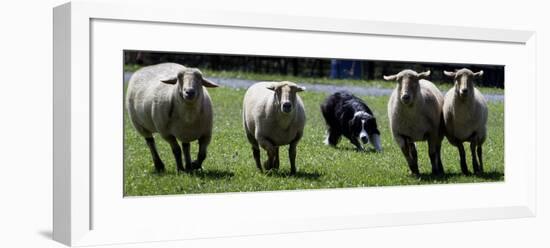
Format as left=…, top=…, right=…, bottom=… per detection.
left=124, top=84, right=504, bottom=196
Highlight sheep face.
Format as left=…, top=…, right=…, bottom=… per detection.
left=161, top=68, right=219, bottom=102
left=384, top=70, right=431, bottom=105
left=267, top=81, right=305, bottom=114
left=444, top=69, right=483, bottom=99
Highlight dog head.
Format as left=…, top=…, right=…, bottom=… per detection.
left=349, top=111, right=380, bottom=147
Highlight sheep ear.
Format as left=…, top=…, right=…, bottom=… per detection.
left=202, top=78, right=219, bottom=88
left=295, top=86, right=306, bottom=92
left=383, top=74, right=397, bottom=81
left=443, top=71, right=456, bottom=77
left=266, top=84, right=278, bottom=91
left=474, top=70, right=484, bottom=77
left=161, top=77, right=178, bottom=84
left=418, top=70, right=431, bottom=79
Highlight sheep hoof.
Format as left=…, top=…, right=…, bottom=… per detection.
left=153, top=164, right=165, bottom=173
left=264, top=169, right=275, bottom=175
left=263, top=161, right=271, bottom=171
left=410, top=171, right=420, bottom=177
left=432, top=171, right=445, bottom=177
left=190, top=161, right=203, bottom=171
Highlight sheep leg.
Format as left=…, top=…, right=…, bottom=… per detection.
left=398, top=136, right=419, bottom=176
left=457, top=143, right=470, bottom=175
left=437, top=115, right=446, bottom=175
left=289, top=132, right=302, bottom=175
left=257, top=136, right=276, bottom=171
left=471, top=142, right=481, bottom=174
left=428, top=138, right=444, bottom=176
left=477, top=145, right=484, bottom=173
left=145, top=137, right=165, bottom=172
left=273, top=147, right=280, bottom=170
left=289, top=143, right=298, bottom=176
left=265, top=149, right=277, bottom=171
left=246, top=131, right=262, bottom=171
left=181, top=142, right=192, bottom=171
left=252, top=145, right=262, bottom=172
left=165, top=136, right=184, bottom=172
left=408, top=142, right=419, bottom=174
left=191, top=136, right=210, bottom=170
left=436, top=140, right=445, bottom=175
left=470, top=142, right=480, bottom=174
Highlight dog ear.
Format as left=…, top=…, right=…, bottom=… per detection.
left=347, top=116, right=357, bottom=129
left=366, top=117, right=378, bottom=131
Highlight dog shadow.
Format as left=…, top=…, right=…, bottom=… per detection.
left=334, top=146, right=380, bottom=153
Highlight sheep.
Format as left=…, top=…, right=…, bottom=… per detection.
left=384, top=69, right=445, bottom=176
left=443, top=68, right=488, bottom=175
left=126, top=62, right=219, bottom=173
left=242, top=81, right=306, bottom=175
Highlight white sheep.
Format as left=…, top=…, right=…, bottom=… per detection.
left=126, top=63, right=219, bottom=172
left=242, top=81, right=306, bottom=175
left=443, top=68, right=488, bottom=175
left=384, top=69, right=445, bottom=176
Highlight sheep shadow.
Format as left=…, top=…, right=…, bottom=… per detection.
left=266, top=170, right=322, bottom=180
left=187, top=169, right=235, bottom=180
left=155, top=168, right=234, bottom=179
left=472, top=171, right=505, bottom=180
left=417, top=171, right=504, bottom=181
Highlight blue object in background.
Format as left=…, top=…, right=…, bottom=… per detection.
left=330, top=59, right=363, bottom=79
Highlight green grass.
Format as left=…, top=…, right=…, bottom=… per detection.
left=124, top=64, right=142, bottom=72
left=124, top=87, right=504, bottom=196
left=123, top=65, right=504, bottom=95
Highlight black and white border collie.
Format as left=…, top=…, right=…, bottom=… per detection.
left=320, top=91, right=382, bottom=152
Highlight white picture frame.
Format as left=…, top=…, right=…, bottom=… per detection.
left=53, top=1, right=537, bottom=246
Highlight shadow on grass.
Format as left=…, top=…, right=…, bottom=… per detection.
left=153, top=168, right=235, bottom=179
left=473, top=171, right=505, bottom=180
left=267, top=170, right=322, bottom=180
left=418, top=171, right=504, bottom=181
left=188, top=169, right=235, bottom=179
left=332, top=145, right=380, bottom=153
